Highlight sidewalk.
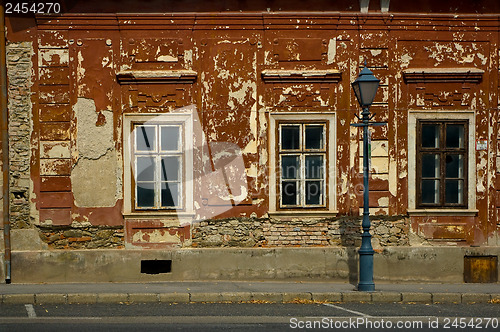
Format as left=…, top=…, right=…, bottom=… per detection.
left=0, top=281, right=499, bottom=304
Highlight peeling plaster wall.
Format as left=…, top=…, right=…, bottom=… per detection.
left=4, top=5, right=500, bottom=250
left=71, top=98, right=119, bottom=208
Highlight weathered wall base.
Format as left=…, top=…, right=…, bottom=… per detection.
left=3, top=247, right=499, bottom=284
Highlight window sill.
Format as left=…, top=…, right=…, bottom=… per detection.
left=269, top=210, right=338, bottom=220
left=123, top=212, right=195, bottom=219
left=407, top=209, right=478, bottom=217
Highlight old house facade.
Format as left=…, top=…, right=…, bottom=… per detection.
left=1, top=0, right=500, bottom=282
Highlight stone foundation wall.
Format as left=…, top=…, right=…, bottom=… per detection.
left=37, top=225, right=124, bottom=249
left=192, top=216, right=410, bottom=248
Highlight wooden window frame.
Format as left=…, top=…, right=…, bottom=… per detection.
left=416, top=119, right=468, bottom=209
left=277, top=121, right=328, bottom=209
left=131, top=122, right=185, bottom=211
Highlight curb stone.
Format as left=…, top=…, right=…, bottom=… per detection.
left=3, top=294, right=35, bottom=304
left=250, top=292, right=282, bottom=302
left=401, top=292, right=432, bottom=303
left=0, top=292, right=498, bottom=305
left=67, top=293, right=97, bottom=304
left=311, top=292, right=342, bottom=302
left=432, top=293, right=462, bottom=304
left=282, top=292, right=312, bottom=302
left=221, top=292, right=252, bottom=302
left=159, top=293, right=190, bottom=303
left=128, top=293, right=159, bottom=303
left=97, top=293, right=129, bottom=303
left=371, top=292, right=402, bottom=303
left=35, top=293, right=67, bottom=304
left=342, top=292, right=372, bottom=302
left=461, top=293, right=491, bottom=304
left=190, top=292, right=223, bottom=303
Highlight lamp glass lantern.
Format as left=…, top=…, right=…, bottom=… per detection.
left=351, top=66, right=380, bottom=108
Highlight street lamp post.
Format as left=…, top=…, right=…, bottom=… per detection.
left=351, top=63, right=385, bottom=292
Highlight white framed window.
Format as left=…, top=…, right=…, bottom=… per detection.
left=407, top=111, right=477, bottom=216
left=279, top=123, right=326, bottom=208
left=123, top=113, right=193, bottom=217
left=133, top=123, right=183, bottom=209
left=269, top=112, right=337, bottom=217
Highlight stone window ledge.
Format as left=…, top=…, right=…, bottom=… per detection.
left=407, top=209, right=478, bottom=217
left=123, top=212, right=195, bottom=221
left=261, top=69, right=342, bottom=83
left=268, top=210, right=339, bottom=220
left=403, top=68, right=484, bottom=83
left=116, top=70, right=197, bottom=84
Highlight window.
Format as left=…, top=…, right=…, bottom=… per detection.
left=416, top=120, right=467, bottom=208
left=278, top=123, right=326, bottom=208
left=133, top=123, right=184, bottom=210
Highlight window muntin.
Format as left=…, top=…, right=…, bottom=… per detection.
left=279, top=123, right=326, bottom=208
left=417, top=120, right=467, bottom=208
left=133, top=124, right=183, bottom=210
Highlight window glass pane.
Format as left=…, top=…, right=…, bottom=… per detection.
left=305, top=181, right=322, bottom=205
left=281, top=181, right=299, bottom=205
left=136, top=157, right=155, bottom=181
left=136, top=126, right=156, bottom=151
left=305, top=155, right=324, bottom=179
left=161, top=182, right=179, bottom=207
left=281, top=125, right=300, bottom=150
left=445, top=180, right=463, bottom=204
left=281, top=155, right=299, bottom=179
left=422, top=154, right=440, bottom=178
left=161, top=156, right=180, bottom=181
left=421, top=124, right=440, bottom=148
left=305, top=125, right=324, bottom=149
left=445, top=154, right=463, bottom=178
left=446, top=124, right=465, bottom=148
left=136, top=182, right=155, bottom=207
left=161, top=126, right=180, bottom=151
left=421, top=179, right=440, bottom=204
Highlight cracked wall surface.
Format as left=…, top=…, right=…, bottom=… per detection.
left=4, top=2, right=500, bottom=250
left=71, top=98, right=118, bottom=208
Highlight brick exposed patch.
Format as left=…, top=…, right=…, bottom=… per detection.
left=192, top=216, right=410, bottom=248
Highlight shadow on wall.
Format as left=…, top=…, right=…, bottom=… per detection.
left=340, top=219, right=359, bottom=286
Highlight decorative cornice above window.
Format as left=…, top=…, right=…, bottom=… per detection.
left=116, top=70, right=197, bottom=84
left=403, top=68, right=484, bottom=83
left=261, top=69, right=342, bottom=83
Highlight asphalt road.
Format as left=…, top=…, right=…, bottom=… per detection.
left=0, top=302, right=499, bottom=331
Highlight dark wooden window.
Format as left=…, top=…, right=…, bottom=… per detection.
left=278, top=123, right=326, bottom=208
left=416, top=120, right=468, bottom=208
left=132, top=123, right=184, bottom=210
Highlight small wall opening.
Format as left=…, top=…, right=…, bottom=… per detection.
left=141, top=260, right=172, bottom=274
left=464, top=256, right=498, bottom=283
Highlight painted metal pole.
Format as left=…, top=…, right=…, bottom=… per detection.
left=357, top=107, right=375, bottom=291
